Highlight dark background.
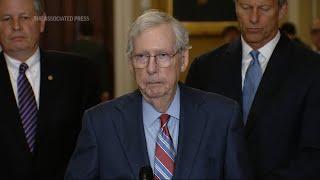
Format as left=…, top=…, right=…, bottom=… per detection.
left=173, top=0, right=236, bottom=21
left=40, top=0, right=114, bottom=97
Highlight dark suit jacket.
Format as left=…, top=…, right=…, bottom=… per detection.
left=65, top=85, right=251, bottom=180
left=186, top=35, right=320, bottom=179
left=0, top=50, right=101, bottom=180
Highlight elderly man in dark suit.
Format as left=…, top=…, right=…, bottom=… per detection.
left=186, top=0, right=320, bottom=179
left=65, top=10, right=251, bottom=180
left=0, top=0, right=100, bottom=179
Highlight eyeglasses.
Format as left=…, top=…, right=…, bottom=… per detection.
left=131, top=51, right=180, bottom=68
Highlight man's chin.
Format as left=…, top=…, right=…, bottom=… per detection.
left=142, top=88, right=166, bottom=99
left=8, top=44, right=29, bottom=51
left=145, top=92, right=165, bottom=99
left=244, top=36, right=262, bottom=43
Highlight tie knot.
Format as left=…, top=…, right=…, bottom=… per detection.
left=249, top=50, right=260, bottom=61
left=159, top=114, right=170, bottom=127
left=19, top=63, right=29, bottom=74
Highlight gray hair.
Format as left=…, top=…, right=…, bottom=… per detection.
left=234, top=0, right=288, bottom=7
left=33, top=0, right=45, bottom=15
left=126, top=9, right=191, bottom=56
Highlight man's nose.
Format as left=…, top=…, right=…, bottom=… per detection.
left=249, top=8, right=260, bottom=24
left=12, top=18, right=22, bottom=31
left=146, top=56, right=158, bottom=74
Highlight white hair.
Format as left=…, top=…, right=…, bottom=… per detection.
left=126, top=9, right=191, bottom=56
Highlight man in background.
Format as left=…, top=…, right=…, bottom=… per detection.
left=280, top=22, right=309, bottom=49
left=0, top=0, right=100, bottom=179
left=222, top=25, right=240, bottom=43
left=69, top=22, right=113, bottom=101
left=311, top=18, right=320, bottom=54
left=187, top=0, right=320, bottom=179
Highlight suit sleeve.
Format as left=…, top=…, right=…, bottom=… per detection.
left=65, top=111, right=99, bottom=180
left=263, top=67, right=320, bottom=180
left=224, top=102, right=253, bottom=180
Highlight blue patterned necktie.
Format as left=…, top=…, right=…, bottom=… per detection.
left=242, top=50, right=262, bottom=124
left=17, top=63, right=38, bottom=153
left=154, top=114, right=175, bottom=180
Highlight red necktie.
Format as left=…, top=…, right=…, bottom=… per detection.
left=154, top=114, right=175, bottom=179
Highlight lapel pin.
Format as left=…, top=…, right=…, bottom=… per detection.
left=48, top=75, right=54, bottom=81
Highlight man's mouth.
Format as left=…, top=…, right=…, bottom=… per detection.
left=11, top=35, right=25, bottom=41
left=246, top=28, right=262, bottom=33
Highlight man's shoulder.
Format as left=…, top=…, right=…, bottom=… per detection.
left=192, top=41, right=240, bottom=69
left=181, top=85, right=238, bottom=110
left=181, top=85, right=240, bottom=127
left=40, top=50, right=95, bottom=73
left=86, top=90, right=140, bottom=116
left=284, top=40, right=320, bottom=69
left=292, top=43, right=320, bottom=60
left=41, top=50, right=90, bottom=65
left=197, top=43, right=230, bottom=61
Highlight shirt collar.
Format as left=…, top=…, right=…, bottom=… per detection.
left=241, top=31, right=281, bottom=62
left=143, top=85, right=180, bottom=127
left=4, top=48, right=41, bottom=74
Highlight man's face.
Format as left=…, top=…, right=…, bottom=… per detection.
left=0, top=0, right=45, bottom=60
left=130, top=24, right=189, bottom=102
left=311, top=20, right=320, bottom=51
left=235, top=0, right=287, bottom=49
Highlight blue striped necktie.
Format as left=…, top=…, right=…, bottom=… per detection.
left=17, top=63, right=38, bottom=153
left=154, top=114, right=175, bottom=180
left=242, top=50, right=262, bottom=124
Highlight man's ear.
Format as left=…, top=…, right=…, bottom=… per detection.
left=180, top=49, right=189, bottom=72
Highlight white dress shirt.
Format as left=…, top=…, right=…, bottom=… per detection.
left=5, top=48, right=41, bottom=108
left=241, top=31, right=281, bottom=88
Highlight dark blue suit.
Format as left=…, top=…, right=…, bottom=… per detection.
left=186, top=35, right=320, bottom=179
left=65, top=85, right=251, bottom=179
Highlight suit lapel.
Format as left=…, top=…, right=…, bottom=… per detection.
left=173, top=85, right=207, bottom=179
left=36, top=50, right=59, bottom=154
left=113, top=91, right=150, bottom=178
left=245, top=35, right=293, bottom=136
left=0, top=53, right=32, bottom=154
left=38, top=50, right=58, bottom=116
left=223, top=39, right=243, bottom=104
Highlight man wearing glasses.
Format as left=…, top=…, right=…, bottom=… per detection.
left=65, top=10, right=251, bottom=180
